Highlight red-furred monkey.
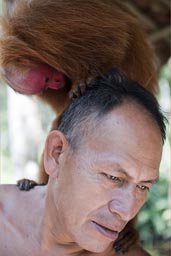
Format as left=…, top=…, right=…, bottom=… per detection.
left=0, top=0, right=158, bottom=253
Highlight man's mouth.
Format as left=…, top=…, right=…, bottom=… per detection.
left=92, top=221, right=119, bottom=241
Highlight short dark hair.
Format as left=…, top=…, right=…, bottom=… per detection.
left=58, top=69, right=166, bottom=149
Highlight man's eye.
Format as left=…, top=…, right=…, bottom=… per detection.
left=137, top=184, right=149, bottom=192
left=106, top=174, right=121, bottom=182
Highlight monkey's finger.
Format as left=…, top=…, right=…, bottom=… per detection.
left=17, top=179, right=38, bottom=191
left=71, top=81, right=87, bottom=100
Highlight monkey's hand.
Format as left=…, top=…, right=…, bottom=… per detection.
left=71, top=82, right=87, bottom=100
left=113, top=220, right=139, bottom=254
left=17, top=178, right=45, bottom=191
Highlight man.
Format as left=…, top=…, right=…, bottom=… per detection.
left=0, top=69, right=166, bottom=255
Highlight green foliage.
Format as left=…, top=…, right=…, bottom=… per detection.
left=0, top=83, right=10, bottom=156
left=138, top=177, right=170, bottom=240
left=137, top=60, right=171, bottom=255
left=0, top=83, right=12, bottom=182
left=160, top=59, right=171, bottom=92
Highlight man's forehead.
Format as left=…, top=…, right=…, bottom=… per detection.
left=76, top=102, right=162, bottom=169
left=95, top=101, right=161, bottom=135
left=105, top=100, right=151, bottom=121
left=71, top=99, right=162, bottom=163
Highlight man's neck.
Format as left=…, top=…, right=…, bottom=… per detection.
left=39, top=239, right=114, bottom=256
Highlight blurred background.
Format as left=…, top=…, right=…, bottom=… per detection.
left=0, top=0, right=170, bottom=255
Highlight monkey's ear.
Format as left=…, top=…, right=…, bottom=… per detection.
left=43, top=131, right=68, bottom=178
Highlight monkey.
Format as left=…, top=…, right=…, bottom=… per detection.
left=0, top=0, right=157, bottom=103
left=0, top=0, right=158, bottom=181
left=0, top=0, right=158, bottom=253
left=0, top=0, right=158, bottom=184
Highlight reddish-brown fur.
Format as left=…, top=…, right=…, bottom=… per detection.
left=0, top=0, right=158, bottom=252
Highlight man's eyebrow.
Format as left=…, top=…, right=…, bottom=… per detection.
left=105, top=164, right=159, bottom=184
left=97, top=160, right=159, bottom=184
left=139, top=178, right=159, bottom=184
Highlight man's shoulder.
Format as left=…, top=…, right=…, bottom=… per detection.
left=0, top=184, right=22, bottom=231
left=0, top=184, right=44, bottom=256
left=0, top=183, right=45, bottom=213
left=0, top=184, right=19, bottom=211
left=0, top=185, right=20, bottom=255
left=0, top=184, right=18, bottom=194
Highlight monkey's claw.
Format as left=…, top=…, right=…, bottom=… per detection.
left=72, top=82, right=87, bottom=99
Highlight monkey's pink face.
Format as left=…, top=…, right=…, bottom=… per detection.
left=4, top=59, right=66, bottom=95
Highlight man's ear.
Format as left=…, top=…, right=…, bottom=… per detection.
left=44, top=130, right=68, bottom=178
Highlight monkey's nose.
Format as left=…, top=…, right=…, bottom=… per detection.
left=46, top=69, right=65, bottom=90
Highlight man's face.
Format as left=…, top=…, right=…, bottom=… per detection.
left=52, top=102, right=162, bottom=253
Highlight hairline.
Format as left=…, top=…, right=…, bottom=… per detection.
left=63, top=97, right=163, bottom=152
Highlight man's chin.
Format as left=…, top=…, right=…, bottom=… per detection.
left=75, top=233, right=113, bottom=254
left=79, top=242, right=111, bottom=254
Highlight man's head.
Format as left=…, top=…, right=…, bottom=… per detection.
left=57, top=69, right=165, bottom=149
left=43, top=69, right=166, bottom=253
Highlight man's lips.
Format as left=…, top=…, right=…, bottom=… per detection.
left=92, top=221, right=119, bottom=241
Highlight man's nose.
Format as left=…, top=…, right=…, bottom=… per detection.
left=108, top=185, right=139, bottom=222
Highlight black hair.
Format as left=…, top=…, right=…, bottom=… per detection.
left=58, top=69, right=167, bottom=149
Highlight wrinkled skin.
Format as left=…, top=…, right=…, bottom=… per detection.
left=0, top=101, right=161, bottom=255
